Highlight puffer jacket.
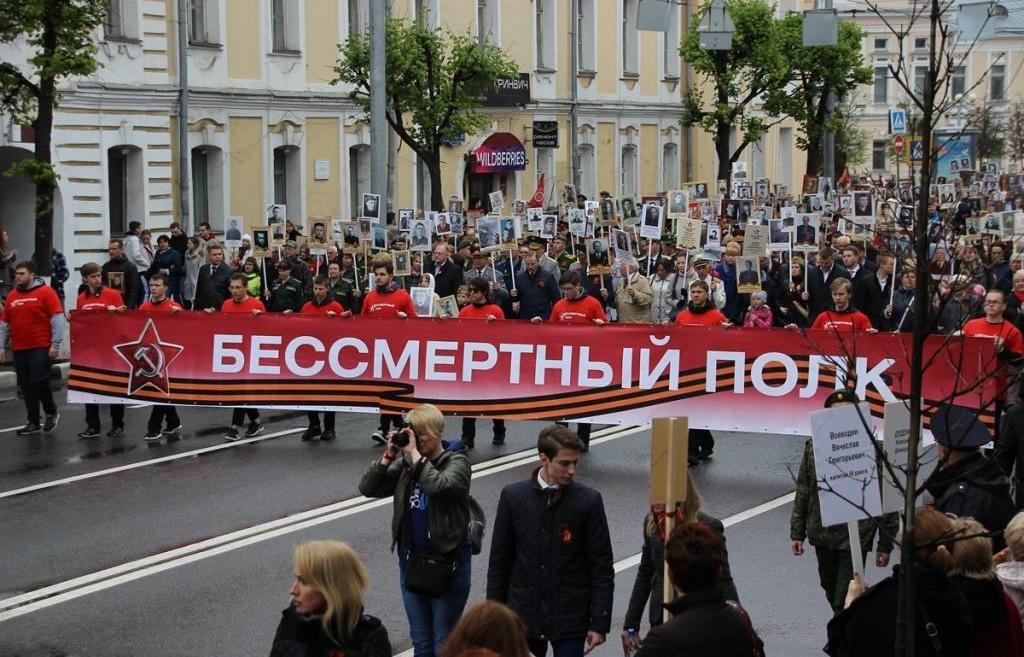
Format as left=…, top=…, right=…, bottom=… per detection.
left=358, top=443, right=471, bottom=556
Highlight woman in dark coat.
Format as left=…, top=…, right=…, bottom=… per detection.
left=623, top=477, right=739, bottom=640
left=270, top=540, right=391, bottom=657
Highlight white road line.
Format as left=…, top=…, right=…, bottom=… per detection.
left=0, top=428, right=306, bottom=500
left=393, top=489, right=796, bottom=657
left=0, top=403, right=150, bottom=433
left=0, top=425, right=648, bottom=621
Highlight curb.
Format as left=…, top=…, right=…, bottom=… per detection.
left=0, top=362, right=70, bottom=393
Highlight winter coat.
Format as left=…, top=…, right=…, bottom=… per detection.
left=890, top=287, right=916, bottom=332
left=742, top=305, right=773, bottom=328
left=923, top=451, right=1016, bottom=552
left=149, top=248, right=184, bottom=291
left=269, top=606, right=391, bottom=657
left=270, top=277, right=306, bottom=313
left=514, top=268, right=560, bottom=320
left=952, top=574, right=1024, bottom=657
left=194, top=262, right=233, bottom=310
left=623, top=512, right=739, bottom=630
left=358, top=445, right=471, bottom=556
left=790, top=439, right=899, bottom=552
left=995, top=561, right=1024, bottom=628
left=183, top=249, right=204, bottom=302
left=937, top=295, right=981, bottom=334
left=649, top=275, right=680, bottom=324
left=614, top=273, right=654, bottom=323
left=486, top=467, right=615, bottom=641
left=825, top=564, right=974, bottom=657
left=634, top=589, right=753, bottom=657
left=996, top=403, right=1024, bottom=508
left=101, top=256, right=141, bottom=310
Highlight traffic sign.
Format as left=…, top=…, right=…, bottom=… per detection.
left=910, top=139, right=925, bottom=164
left=889, top=108, right=907, bottom=135
left=892, top=135, right=904, bottom=155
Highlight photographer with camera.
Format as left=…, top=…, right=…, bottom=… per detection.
left=358, top=403, right=473, bottom=657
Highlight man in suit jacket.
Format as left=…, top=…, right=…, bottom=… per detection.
left=839, top=246, right=873, bottom=313
left=194, top=245, right=232, bottom=310
left=806, top=248, right=849, bottom=320
left=424, top=243, right=464, bottom=298
left=860, top=253, right=894, bottom=329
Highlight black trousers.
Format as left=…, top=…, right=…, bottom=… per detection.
left=147, top=406, right=180, bottom=433
left=378, top=413, right=403, bottom=433
left=14, top=348, right=56, bottom=424
left=690, top=428, right=715, bottom=457
left=461, top=417, right=506, bottom=442
left=307, top=411, right=335, bottom=430
left=556, top=421, right=592, bottom=445
left=85, top=403, right=125, bottom=430
left=231, top=408, right=260, bottom=426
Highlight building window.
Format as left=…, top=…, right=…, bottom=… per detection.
left=750, top=138, right=765, bottom=181
left=271, top=0, right=299, bottom=52
left=621, top=144, right=638, bottom=199
left=577, top=0, right=595, bottom=72
left=873, top=66, right=888, bottom=103
left=348, top=0, right=367, bottom=36
left=622, top=0, right=639, bottom=76
left=914, top=37, right=928, bottom=50
left=189, top=0, right=220, bottom=45
left=779, top=127, right=792, bottom=189
left=872, top=140, right=887, bottom=171
left=349, top=145, right=370, bottom=217
left=991, top=64, right=1006, bottom=100
left=663, top=143, right=679, bottom=191
left=952, top=65, right=966, bottom=98
left=576, top=144, right=595, bottom=199
left=535, top=147, right=554, bottom=205
left=664, top=4, right=680, bottom=78
left=273, top=145, right=301, bottom=216
left=873, top=37, right=887, bottom=50
left=413, top=0, right=439, bottom=28
left=913, top=66, right=927, bottom=96
left=191, top=146, right=224, bottom=230
left=535, top=0, right=555, bottom=70
left=108, top=146, right=143, bottom=238
left=105, top=0, right=138, bottom=40
left=477, top=0, right=499, bottom=45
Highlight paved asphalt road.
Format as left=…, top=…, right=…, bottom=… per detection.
left=0, top=387, right=903, bottom=657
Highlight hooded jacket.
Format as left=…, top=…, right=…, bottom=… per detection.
left=996, top=561, right=1024, bottom=628
left=923, top=451, right=1016, bottom=551
left=269, top=606, right=391, bottom=657
left=634, top=588, right=753, bottom=657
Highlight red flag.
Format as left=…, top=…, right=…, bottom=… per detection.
left=838, top=167, right=851, bottom=188
left=527, top=174, right=545, bottom=208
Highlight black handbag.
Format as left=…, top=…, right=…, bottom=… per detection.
left=404, top=552, right=457, bottom=598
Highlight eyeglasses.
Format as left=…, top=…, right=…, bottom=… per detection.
left=983, top=300, right=1005, bottom=306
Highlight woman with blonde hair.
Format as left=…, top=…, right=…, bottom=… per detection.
left=269, top=540, right=391, bottom=657
left=439, top=601, right=531, bottom=657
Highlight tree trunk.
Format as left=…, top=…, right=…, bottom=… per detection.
left=426, top=149, right=445, bottom=211
left=33, top=77, right=56, bottom=277
left=805, top=135, right=822, bottom=177
left=716, top=117, right=732, bottom=183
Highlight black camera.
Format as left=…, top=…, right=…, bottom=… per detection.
left=391, top=428, right=413, bottom=448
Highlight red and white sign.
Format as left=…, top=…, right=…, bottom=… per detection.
left=893, top=134, right=905, bottom=155
left=69, top=312, right=996, bottom=436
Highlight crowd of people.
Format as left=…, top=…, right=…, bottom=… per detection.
left=4, top=173, right=1024, bottom=655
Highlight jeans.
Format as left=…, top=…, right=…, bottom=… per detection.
left=14, top=348, right=56, bottom=424
left=398, top=545, right=472, bottom=657
left=527, top=638, right=585, bottom=657
left=85, top=403, right=125, bottom=430
left=231, top=408, right=260, bottom=426
left=147, top=406, right=180, bottom=433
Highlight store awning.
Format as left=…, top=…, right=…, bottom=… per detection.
left=471, top=132, right=527, bottom=174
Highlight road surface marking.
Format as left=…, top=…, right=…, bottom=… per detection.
left=0, top=425, right=647, bottom=620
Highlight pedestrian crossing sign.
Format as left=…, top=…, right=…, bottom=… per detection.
left=889, top=108, right=907, bottom=135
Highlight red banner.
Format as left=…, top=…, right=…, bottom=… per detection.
left=68, top=312, right=997, bottom=435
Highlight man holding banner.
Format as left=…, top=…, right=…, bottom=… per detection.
left=213, top=273, right=266, bottom=442
left=459, top=277, right=507, bottom=448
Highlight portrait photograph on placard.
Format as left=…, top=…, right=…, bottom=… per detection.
left=439, top=295, right=460, bottom=319
left=749, top=206, right=769, bottom=225
left=794, top=214, right=819, bottom=246
left=372, top=226, right=388, bottom=251
left=722, top=199, right=741, bottom=223
left=450, top=213, right=464, bottom=235
left=1002, top=211, right=1016, bottom=239
left=938, top=184, right=956, bottom=208
left=271, top=222, right=286, bottom=244
left=361, top=193, right=381, bottom=221
left=499, top=217, right=518, bottom=250
left=640, top=203, right=663, bottom=239
left=560, top=183, right=577, bottom=207
left=477, top=216, right=501, bottom=251
left=755, top=181, right=770, bottom=201
left=308, top=220, right=329, bottom=247
left=393, top=250, right=411, bottom=276
left=837, top=194, right=852, bottom=212
left=434, top=212, right=452, bottom=235
left=266, top=204, right=286, bottom=225
left=801, top=175, right=819, bottom=196
left=409, top=219, right=432, bottom=250
left=398, top=209, right=413, bottom=231
left=488, top=190, right=505, bottom=211
left=540, top=214, right=557, bottom=239
left=411, top=287, right=436, bottom=318
left=586, top=238, right=612, bottom=273
left=331, top=219, right=346, bottom=242
left=744, top=224, right=768, bottom=256
left=611, top=228, right=636, bottom=265
left=337, top=221, right=360, bottom=246
left=768, top=219, right=788, bottom=247
left=526, top=207, right=543, bottom=231
left=568, top=208, right=586, bottom=236
left=107, top=270, right=125, bottom=293
left=251, top=227, right=272, bottom=258
left=685, top=181, right=709, bottom=199
left=668, top=190, right=687, bottom=218
left=448, top=198, right=464, bottom=215
left=736, top=256, right=761, bottom=294
left=512, top=199, right=526, bottom=217
left=620, top=196, right=639, bottom=221
left=852, top=192, right=874, bottom=220
left=584, top=200, right=600, bottom=227
left=358, top=219, right=373, bottom=241
left=600, top=197, right=617, bottom=224
left=676, top=216, right=702, bottom=251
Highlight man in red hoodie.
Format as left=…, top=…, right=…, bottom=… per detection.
left=298, top=276, right=348, bottom=441
left=0, top=261, right=64, bottom=434
left=207, top=273, right=266, bottom=441
left=459, top=276, right=506, bottom=448
left=364, top=255, right=416, bottom=444
left=138, top=273, right=184, bottom=443
left=76, top=262, right=128, bottom=439
left=803, top=278, right=876, bottom=333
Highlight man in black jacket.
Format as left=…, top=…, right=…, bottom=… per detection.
left=424, top=243, right=463, bottom=298
left=487, top=425, right=614, bottom=657
left=511, top=254, right=560, bottom=320
left=805, top=248, right=849, bottom=321
left=101, top=239, right=141, bottom=309
left=194, top=245, right=232, bottom=310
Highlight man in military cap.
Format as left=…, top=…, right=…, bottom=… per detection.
left=923, top=403, right=1016, bottom=551
left=549, top=234, right=577, bottom=273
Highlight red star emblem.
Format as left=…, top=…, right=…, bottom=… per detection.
left=113, top=319, right=184, bottom=396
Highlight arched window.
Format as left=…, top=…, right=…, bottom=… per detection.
left=191, top=145, right=225, bottom=230
left=662, top=143, right=678, bottom=192
left=108, top=145, right=144, bottom=237
left=621, top=144, right=638, bottom=199
left=349, top=145, right=370, bottom=217
left=274, top=145, right=302, bottom=218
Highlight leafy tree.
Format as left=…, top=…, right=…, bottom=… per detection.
left=771, top=14, right=872, bottom=178
left=680, top=0, right=790, bottom=182
left=1008, top=101, right=1024, bottom=169
left=334, top=18, right=517, bottom=210
left=965, top=98, right=1007, bottom=163
left=834, top=96, right=870, bottom=174
left=0, top=0, right=107, bottom=275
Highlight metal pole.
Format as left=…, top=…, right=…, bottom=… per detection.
left=821, top=0, right=835, bottom=180
left=569, top=0, right=580, bottom=192
left=369, top=0, right=387, bottom=201
left=177, top=0, right=191, bottom=231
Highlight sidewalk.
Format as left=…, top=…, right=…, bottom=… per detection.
left=0, top=360, right=71, bottom=392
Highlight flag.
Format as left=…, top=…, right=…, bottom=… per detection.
left=528, top=174, right=545, bottom=208
left=838, top=167, right=851, bottom=188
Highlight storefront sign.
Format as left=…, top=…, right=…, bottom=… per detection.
left=533, top=121, right=559, bottom=148
left=472, top=132, right=527, bottom=174
left=484, top=74, right=531, bottom=106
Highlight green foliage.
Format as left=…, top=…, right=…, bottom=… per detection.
left=680, top=0, right=790, bottom=162
left=0, top=0, right=107, bottom=122
left=1008, top=101, right=1024, bottom=166
left=834, top=98, right=869, bottom=170
left=769, top=15, right=872, bottom=155
left=334, top=18, right=518, bottom=157
left=4, top=157, right=57, bottom=185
